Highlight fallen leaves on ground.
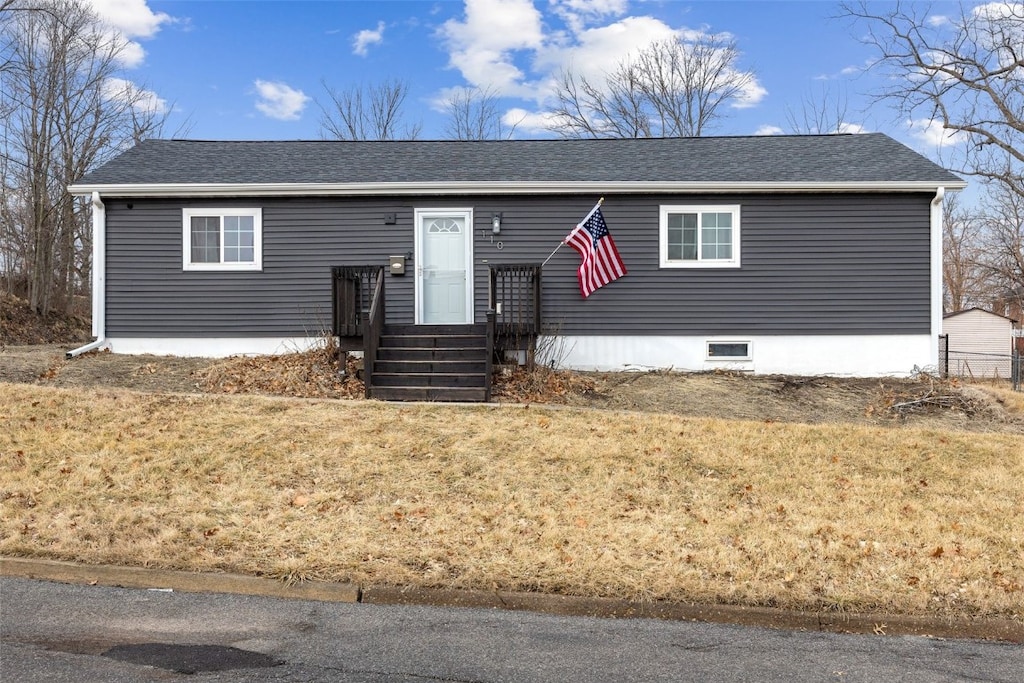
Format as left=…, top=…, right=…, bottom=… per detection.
left=197, top=351, right=606, bottom=405
left=196, top=347, right=364, bottom=399
left=491, top=365, right=600, bottom=403
left=1, top=293, right=91, bottom=345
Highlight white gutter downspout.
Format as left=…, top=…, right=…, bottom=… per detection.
left=929, top=187, right=945, bottom=371
left=67, top=192, right=108, bottom=358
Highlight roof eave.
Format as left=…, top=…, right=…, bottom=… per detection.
left=67, top=180, right=968, bottom=197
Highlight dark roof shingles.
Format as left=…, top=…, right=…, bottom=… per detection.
left=74, top=134, right=963, bottom=187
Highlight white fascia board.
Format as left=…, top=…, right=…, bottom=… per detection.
left=67, top=179, right=968, bottom=198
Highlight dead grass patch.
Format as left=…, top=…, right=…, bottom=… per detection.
left=2, top=382, right=1022, bottom=620
left=971, top=384, right=1024, bottom=418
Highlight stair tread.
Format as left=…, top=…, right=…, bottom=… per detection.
left=373, top=386, right=487, bottom=390
left=370, top=386, right=489, bottom=402
left=373, top=374, right=486, bottom=379
left=369, top=325, right=491, bottom=402
left=375, top=359, right=486, bottom=363
left=378, top=344, right=486, bottom=348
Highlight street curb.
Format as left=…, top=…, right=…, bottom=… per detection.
left=3, top=557, right=1021, bottom=643
left=361, top=586, right=1024, bottom=643
left=0, top=557, right=359, bottom=604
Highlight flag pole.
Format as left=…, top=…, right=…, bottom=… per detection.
left=579, top=196, right=605, bottom=225
left=541, top=197, right=604, bottom=267
left=540, top=243, right=563, bottom=267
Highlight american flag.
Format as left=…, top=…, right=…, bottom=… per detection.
left=564, top=205, right=627, bottom=298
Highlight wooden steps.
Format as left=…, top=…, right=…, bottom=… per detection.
left=368, top=324, right=489, bottom=402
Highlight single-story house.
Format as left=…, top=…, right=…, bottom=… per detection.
left=942, top=308, right=1019, bottom=380
left=68, top=133, right=964, bottom=398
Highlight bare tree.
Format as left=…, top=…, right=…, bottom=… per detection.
left=441, top=86, right=515, bottom=140
left=841, top=1, right=1024, bottom=201
left=318, top=78, right=422, bottom=141
left=941, top=192, right=988, bottom=312
left=549, top=61, right=652, bottom=139
left=977, top=183, right=1024, bottom=316
left=785, top=83, right=852, bottom=135
left=1, top=0, right=168, bottom=315
left=842, top=2, right=1024, bottom=313
left=547, top=34, right=756, bottom=139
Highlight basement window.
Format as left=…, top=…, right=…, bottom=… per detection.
left=707, top=341, right=751, bottom=360
left=182, top=208, right=263, bottom=271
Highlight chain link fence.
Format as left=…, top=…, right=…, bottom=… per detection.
left=938, top=335, right=1022, bottom=391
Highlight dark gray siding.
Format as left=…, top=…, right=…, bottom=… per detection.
left=103, top=193, right=933, bottom=338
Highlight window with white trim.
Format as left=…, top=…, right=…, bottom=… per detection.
left=707, top=341, right=751, bottom=360
left=182, top=208, right=262, bottom=271
left=660, top=205, right=741, bottom=268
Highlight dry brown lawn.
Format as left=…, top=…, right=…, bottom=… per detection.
left=2, top=381, right=1022, bottom=621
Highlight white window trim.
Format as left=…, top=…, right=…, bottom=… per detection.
left=659, top=204, right=741, bottom=269
left=182, top=208, right=263, bottom=271
left=706, top=340, right=752, bottom=361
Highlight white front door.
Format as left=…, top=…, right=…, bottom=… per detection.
left=415, top=209, right=474, bottom=324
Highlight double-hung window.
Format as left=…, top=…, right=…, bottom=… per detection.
left=660, top=205, right=741, bottom=268
left=182, top=208, right=262, bottom=271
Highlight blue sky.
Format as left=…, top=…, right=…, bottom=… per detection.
left=91, top=0, right=967, bottom=159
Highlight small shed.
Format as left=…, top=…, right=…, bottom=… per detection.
left=942, top=308, right=1018, bottom=379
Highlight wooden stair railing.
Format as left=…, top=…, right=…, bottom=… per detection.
left=362, top=266, right=385, bottom=399
left=489, top=264, right=542, bottom=361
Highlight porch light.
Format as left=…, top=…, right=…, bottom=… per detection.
left=491, top=212, right=502, bottom=234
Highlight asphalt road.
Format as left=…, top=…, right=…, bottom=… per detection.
left=1, top=577, right=1021, bottom=682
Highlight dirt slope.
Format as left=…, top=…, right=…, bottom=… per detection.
left=2, top=343, right=1021, bottom=434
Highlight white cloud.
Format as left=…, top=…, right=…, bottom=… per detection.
left=115, top=41, right=147, bottom=69
left=89, top=0, right=171, bottom=38
left=438, top=1, right=763, bottom=133
left=909, top=49, right=967, bottom=87
left=253, top=80, right=310, bottom=121
left=538, top=18, right=765, bottom=109
left=732, top=79, right=767, bottom=109
left=815, top=61, right=870, bottom=81
left=87, top=0, right=172, bottom=68
left=754, top=121, right=866, bottom=136
left=971, top=2, right=1024, bottom=22
left=534, top=15, right=678, bottom=87
left=353, top=21, right=386, bottom=56
left=926, top=14, right=950, bottom=27
left=102, top=77, right=168, bottom=114
left=502, top=107, right=559, bottom=135
left=908, top=118, right=965, bottom=149
left=553, top=0, right=627, bottom=17
left=439, top=0, right=545, bottom=92
left=970, top=3, right=1024, bottom=67
left=550, top=0, right=627, bottom=33
left=836, top=122, right=868, bottom=135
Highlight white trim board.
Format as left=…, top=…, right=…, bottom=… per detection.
left=539, top=334, right=935, bottom=377
left=103, top=334, right=934, bottom=377
left=68, top=180, right=967, bottom=198
left=104, top=337, right=325, bottom=358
